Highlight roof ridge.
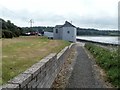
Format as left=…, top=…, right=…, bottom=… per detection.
left=55, top=21, right=76, bottom=28
left=62, top=21, right=76, bottom=27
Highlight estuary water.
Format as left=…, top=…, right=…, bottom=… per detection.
left=76, top=36, right=119, bottom=45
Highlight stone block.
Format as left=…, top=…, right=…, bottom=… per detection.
left=27, top=77, right=37, bottom=88
left=36, top=71, right=46, bottom=82
left=2, top=84, right=19, bottom=90
left=36, top=79, right=45, bottom=88
left=23, top=62, right=45, bottom=78
left=40, top=53, right=56, bottom=63
left=8, top=73, right=31, bottom=88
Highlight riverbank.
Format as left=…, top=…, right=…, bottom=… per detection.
left=76, top=36, right=119, bottom=46
left=77, top=39, right=119, bottom=46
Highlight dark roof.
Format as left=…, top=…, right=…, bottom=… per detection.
left=55, top=21, right=76, bottom=28
left=55, top=25, right=62, bottom=28
left=61, top=21, right=76, bottom=28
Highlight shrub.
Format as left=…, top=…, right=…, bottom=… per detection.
left=2, top=30, right=13, bottom=38
left=13, top=30, right=20, bottom=37
left=85, top=43, right=119, bottom=87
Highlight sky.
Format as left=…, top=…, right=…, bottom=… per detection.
left=0, top=0, right=119, bottom=30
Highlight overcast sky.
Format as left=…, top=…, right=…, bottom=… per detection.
left=0, top=0, right=119, bottom=30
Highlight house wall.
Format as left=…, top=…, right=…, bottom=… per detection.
left=59, top=28, right=63, bottom=39
left=53, top=28, right=62, bottom=39
left=62, top=27, right=76, bottom=42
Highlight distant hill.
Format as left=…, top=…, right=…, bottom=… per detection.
left=77, top=27, right=119, bottom=36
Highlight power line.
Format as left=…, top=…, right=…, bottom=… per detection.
left=29, top=19, right=34, bottom=27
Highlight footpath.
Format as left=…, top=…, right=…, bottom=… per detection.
left=66, top=42, right=106, bottom=88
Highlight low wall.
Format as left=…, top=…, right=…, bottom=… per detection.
left=2, top=43, right=75, bottom=89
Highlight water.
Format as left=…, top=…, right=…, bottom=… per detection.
left=77, top=36, right=119, bottom=45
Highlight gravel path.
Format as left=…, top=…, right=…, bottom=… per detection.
left=66, top=43, right=105, bottom=88
left=51, top=45, right=77, bottom=88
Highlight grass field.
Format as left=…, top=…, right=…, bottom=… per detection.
left=2, top=36, right=71, bottom=84
left=85, top=43, right=119, bottom=88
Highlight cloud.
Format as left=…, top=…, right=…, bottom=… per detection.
left=0, top=0, right=119, bottom=29
left=80, top=17, right=117, bottom=30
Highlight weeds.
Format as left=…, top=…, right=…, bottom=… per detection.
left=85, top=43, right=119, bottom=87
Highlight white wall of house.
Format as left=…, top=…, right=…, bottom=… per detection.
left=53, top=21, right=76, bottom=42
left=59, top=28, right=63, bottom=39
left=53, top=28, right=60, bottom=39
left=53, top=27, right=63, bottom=39
left=62, top=27, right=76, bottom=42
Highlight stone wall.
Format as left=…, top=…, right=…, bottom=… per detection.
left=2, top=43, right=75, bottom=89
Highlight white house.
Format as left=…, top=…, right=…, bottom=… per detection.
left=53, top=21, right=76, bottom=42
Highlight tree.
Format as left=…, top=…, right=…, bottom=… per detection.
left=1, top=19, right=21, bottom=38
left=2, top=30, right=13, bottom=38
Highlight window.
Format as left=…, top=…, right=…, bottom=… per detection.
left=67, top=31, right=70, bottom=34
left=56, top=29, right=58, bottom=33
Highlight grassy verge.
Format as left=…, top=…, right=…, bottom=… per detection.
left=85, top=43, right=120, bottom=87
left=2, top=36, right=71, bottom=84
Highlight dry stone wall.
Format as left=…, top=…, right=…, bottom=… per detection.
left=2, top=43, right=75, bottom=90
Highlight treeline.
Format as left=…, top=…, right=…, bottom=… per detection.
left=31, top=26, right=119, bottom=36
left=1, top=18, right=22, bottom=38
left=77, top=28, right=119, bottom=36
left=1, top=18, right=54, bottom=38
left=21, top=26, right=53, bottom=36
left=33, top=26, right=53, bottom=32
left=1, top=18, right=119, bottom=38
left=22, top=26, right=53, bottom=33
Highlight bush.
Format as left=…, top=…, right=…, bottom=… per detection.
left=85, top=43, right=119, bottom=87
left=2, top=30, right=13, bottom=38
left=13, top=30, right=20, bottom=37
left=107, top=67, right=120, bottom=87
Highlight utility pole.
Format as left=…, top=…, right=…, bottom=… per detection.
left=29, top=19, right=34, bottom=35
left=29, top=19, right=34, bottom=28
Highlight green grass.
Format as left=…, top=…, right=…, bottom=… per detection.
left=85, top=43, right=120, bottom=88
left=2, top=36, right=71, bottom=84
